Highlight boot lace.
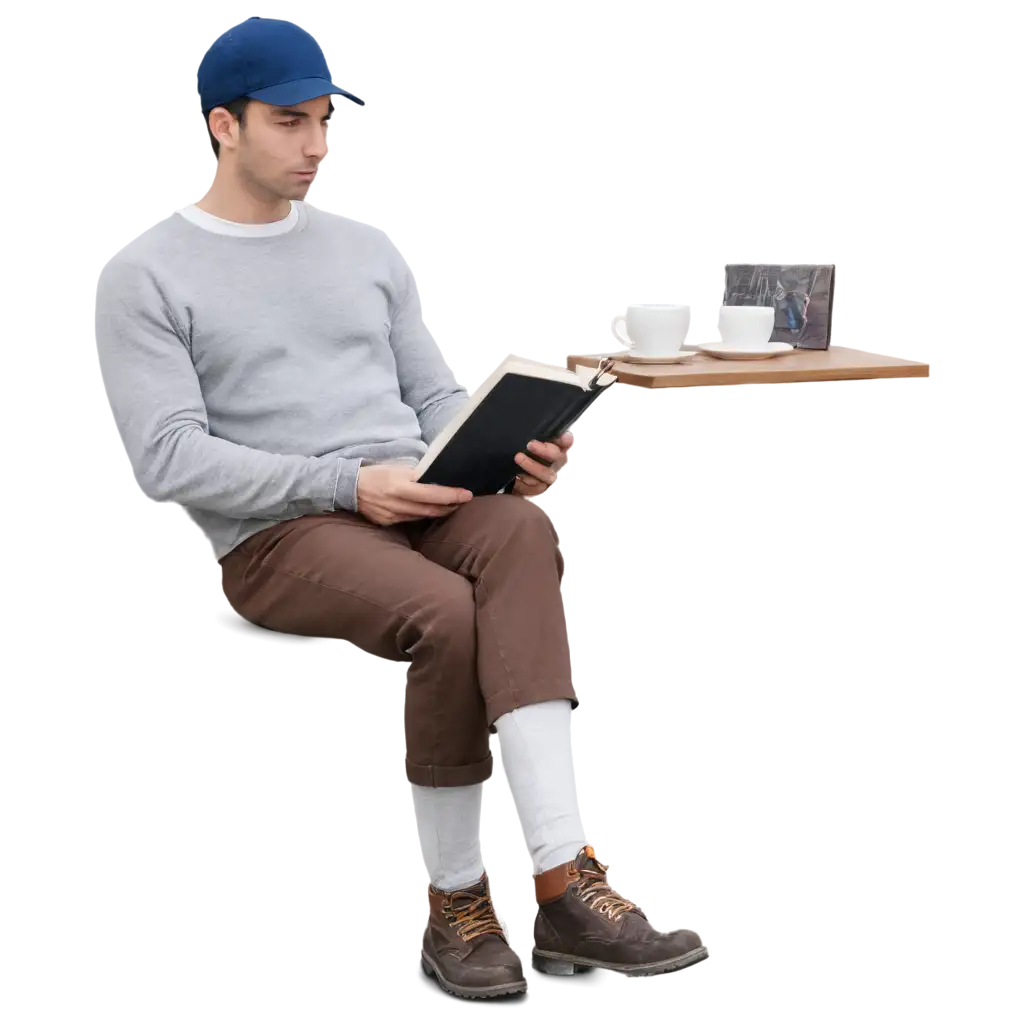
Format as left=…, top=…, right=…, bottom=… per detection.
left=444, top=889, right=506, bottom=941
left=577, top=855, right=640, bottom=922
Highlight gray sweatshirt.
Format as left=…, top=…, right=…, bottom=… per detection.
left=94, top=199, right=471, bottom=562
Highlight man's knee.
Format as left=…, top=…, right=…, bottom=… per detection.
left=470, top=498, right=563, bottom=590
left=475, top=492, right=560, bottom=546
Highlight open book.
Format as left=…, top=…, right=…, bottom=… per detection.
left=414, top=354, right=619, bottom=494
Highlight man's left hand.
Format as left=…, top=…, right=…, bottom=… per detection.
left=511, top=431, right=573, bottom=498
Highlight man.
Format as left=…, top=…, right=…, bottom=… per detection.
left=94, top=16, right=707, bottom=1000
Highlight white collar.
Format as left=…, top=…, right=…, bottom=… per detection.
left=174, top=200, right=299, bottom=237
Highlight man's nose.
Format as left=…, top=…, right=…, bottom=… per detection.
left=305, top=128, right=328, bottom=160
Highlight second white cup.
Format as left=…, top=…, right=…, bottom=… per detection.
left=718, top=305, right=775, bottom=350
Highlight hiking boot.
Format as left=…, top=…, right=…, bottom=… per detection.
left=420, top=871, right=527, bottom=999
left=532, top=845, right=708, bottom=977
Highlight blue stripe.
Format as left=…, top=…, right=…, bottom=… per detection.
left=301, top=12, right=1024, bottom=93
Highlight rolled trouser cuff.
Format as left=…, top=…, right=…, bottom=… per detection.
left=485, top=687, right=579, bottom=733
left=405, top=752, right=494, bottom=787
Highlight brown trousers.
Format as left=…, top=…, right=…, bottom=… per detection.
left=219, top=494, right=578, bottom=788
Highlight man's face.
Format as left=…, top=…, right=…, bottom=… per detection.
left=220, top=95, right=331, bottom=198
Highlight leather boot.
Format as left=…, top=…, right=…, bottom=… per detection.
left=532, top=845, right=708, bottom=977
left=420, top=871, right=527, bottom=999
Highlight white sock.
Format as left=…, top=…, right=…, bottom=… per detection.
left=494, top=698, right=587, bottom=875
left=410, top=782, right=486, bottom=891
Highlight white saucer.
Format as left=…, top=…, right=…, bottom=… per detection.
left=697, top=341, right=795, bottom=360
left=608, top=349, right=700, bottom=364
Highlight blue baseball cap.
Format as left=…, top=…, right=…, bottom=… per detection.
left=198, top=16, right=364, bottom=112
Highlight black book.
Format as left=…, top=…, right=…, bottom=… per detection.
left=413, top=354, right=619, bottom=495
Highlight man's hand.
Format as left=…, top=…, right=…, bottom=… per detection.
left=511, top=431, right=573, bottom=498
left=356, top=464, right=473, bottom=526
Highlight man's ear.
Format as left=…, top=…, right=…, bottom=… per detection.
left=207, top=107, right=239, bottom=152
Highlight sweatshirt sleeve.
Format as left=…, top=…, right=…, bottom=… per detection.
left=95, top=258, right=364, bottom=519
left=383, top=237, right=471, bottom=446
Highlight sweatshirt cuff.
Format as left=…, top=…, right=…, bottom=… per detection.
left=333, top=456, right=364, bottom=514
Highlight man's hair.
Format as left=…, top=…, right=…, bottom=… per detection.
left=203, top=96, right=252, bottom=159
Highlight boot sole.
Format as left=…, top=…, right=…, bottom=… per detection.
left=532, top=944, right=709, bottom=977
left=420, top=951, right=528, bottom=999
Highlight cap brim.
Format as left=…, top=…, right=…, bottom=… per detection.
left=247, top=77, right=364, bottom=107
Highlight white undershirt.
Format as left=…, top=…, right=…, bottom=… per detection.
left=173, top=200, right=299, bottom=237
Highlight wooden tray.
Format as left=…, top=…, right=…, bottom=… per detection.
left=566, top=345, right=929, bottom=389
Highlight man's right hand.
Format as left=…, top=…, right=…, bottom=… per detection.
left=355, top=464, right=473, bottom=526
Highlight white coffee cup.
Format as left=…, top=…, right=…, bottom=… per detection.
left=611, top=304, right=691, bottom=356
left=718, top=305, right=775, bottom=350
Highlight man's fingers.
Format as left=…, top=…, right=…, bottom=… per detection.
left=380, top=501, right=460, bottom=524
left=386, top=497, right=463, bottom=518
left=399, top=480, right=473, bottom=504
left=526, top=440, right=559, bottom=463
left=515, top=452, right=557, bottom=484
left=516, top=475, right=544, bottom=491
